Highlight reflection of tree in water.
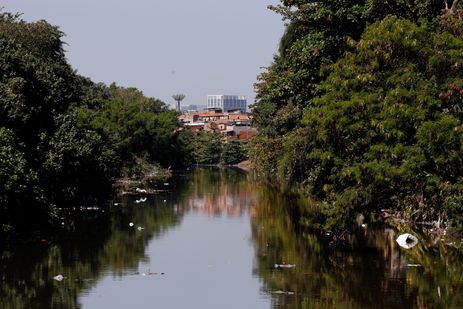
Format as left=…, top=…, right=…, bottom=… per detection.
left=0, top=168, right=253, bottom=308
left=251, top=185, right=463, bottom=309
left=0, top=195, right=180, bottom=309
left=179, top=167, right=255, bottom=217
left=1, top=169, right=461, bottom=308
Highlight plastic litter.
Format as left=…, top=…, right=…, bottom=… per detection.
left=396, top=233, right=419, bottom=249
left=129, top=222, right=134, bottom=227
left=53, top=275, right=64, bottom=281
left=135, top=197, right=147, bottom=204
left=272, top=290, right=295, bottom=295
left=135, top=188, right=147, bottom=193
left=274, top=264, right=296, bottom=269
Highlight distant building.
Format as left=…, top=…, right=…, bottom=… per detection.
left=180, top=104, right=198, bottom=113
left=207, top=95, right=247, bottom=113
left=178, top=109, right=255, bottom=141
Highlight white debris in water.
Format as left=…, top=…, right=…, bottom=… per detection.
left=129, top=222, right=134, bottom=227
left=135, top=197, right=147, bottom=204
left=53, top=275, right=64, bottom=281
left=274, top=264, right=296, bottom=269
left=272, top=290, right=295, bottom=295
left=396, top=233, right=419, bottom=249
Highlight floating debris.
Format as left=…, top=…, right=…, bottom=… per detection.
left=396, top=233, right=419, bottom=249
left=163, top=183, right=169, bottom=186
left=53, top=275, right=64, bottom=282
left=130, top=271, right=165, bottom=276
left=135, top=197, right=147, bottom=204
left=274, top=264, right=296, bottom=269
left=272, top=290, right=295, bottom=295
left=407, top=264, right=422, bottom=267
left=129, top=222, right=134, bottom=227
left=137, top=226, right=145, bottom=231
left=135, top=188, right=147, bottom=193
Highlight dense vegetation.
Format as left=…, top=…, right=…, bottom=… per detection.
left=251, top=1, right=463, bottom=231
left=189, top=131, right=248, bottom=165
left=0, top=13, right=187, bottom=234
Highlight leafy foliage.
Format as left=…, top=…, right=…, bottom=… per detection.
left=190, top=132, right=223, bottom=164
left=220, top=141, right=247, bottom=165
left=74, top=83, right=187, bottom=170
left=188, top=132, right=249, bottom=165
left=0, top=128, right=53, bottom=232
left=251, top=2, right=463, bottom=231
left=0, top=12, right=191, bottom=234
left=303, top=17, right=462, bottom=230
left=40, top=113, right=120, bottom=205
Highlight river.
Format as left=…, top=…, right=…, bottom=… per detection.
left=0, top=168, right=462, bottom=308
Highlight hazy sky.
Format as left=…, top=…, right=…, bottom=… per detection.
left=2, top=0, right=284, bottom=108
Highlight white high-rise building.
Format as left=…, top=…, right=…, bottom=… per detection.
left=207, top=95, right=247, bottom=112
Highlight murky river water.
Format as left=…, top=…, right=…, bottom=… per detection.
left=1, top=168, right=462, bottom=308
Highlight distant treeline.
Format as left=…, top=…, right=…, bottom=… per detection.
left=250, top=1, right=463, bottom=232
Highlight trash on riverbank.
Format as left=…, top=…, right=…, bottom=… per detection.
left=272, top=290, right=295, bottom=295
left=396, top=233, right=419, bottom=249
left=274, top=263, right=296, bottom=269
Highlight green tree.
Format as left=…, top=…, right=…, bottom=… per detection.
left=75, top=83, right=187, bottom=170
left=251, top=0, right=446, bottom=179
left=0, top=128, right=53, bottom=232
left=40, top=113, right=120, bottom=205
left=190, top=132, right=223, bottom=164
left=220, top=141, right=247, bottom=165
left=298, top=16, right=463, bottom=230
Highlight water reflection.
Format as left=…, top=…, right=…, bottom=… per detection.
left=251, top=185, right=463, bottom=308
left=1, top=168, right=462, bottom=309
left=0, top=193, right=180, bottom=309
left=179, top=168, right=254, bottom=217
left=0, top=168, right=257, bottom=309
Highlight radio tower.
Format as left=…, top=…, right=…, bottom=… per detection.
left=172, top=94, right=186, bottom=112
